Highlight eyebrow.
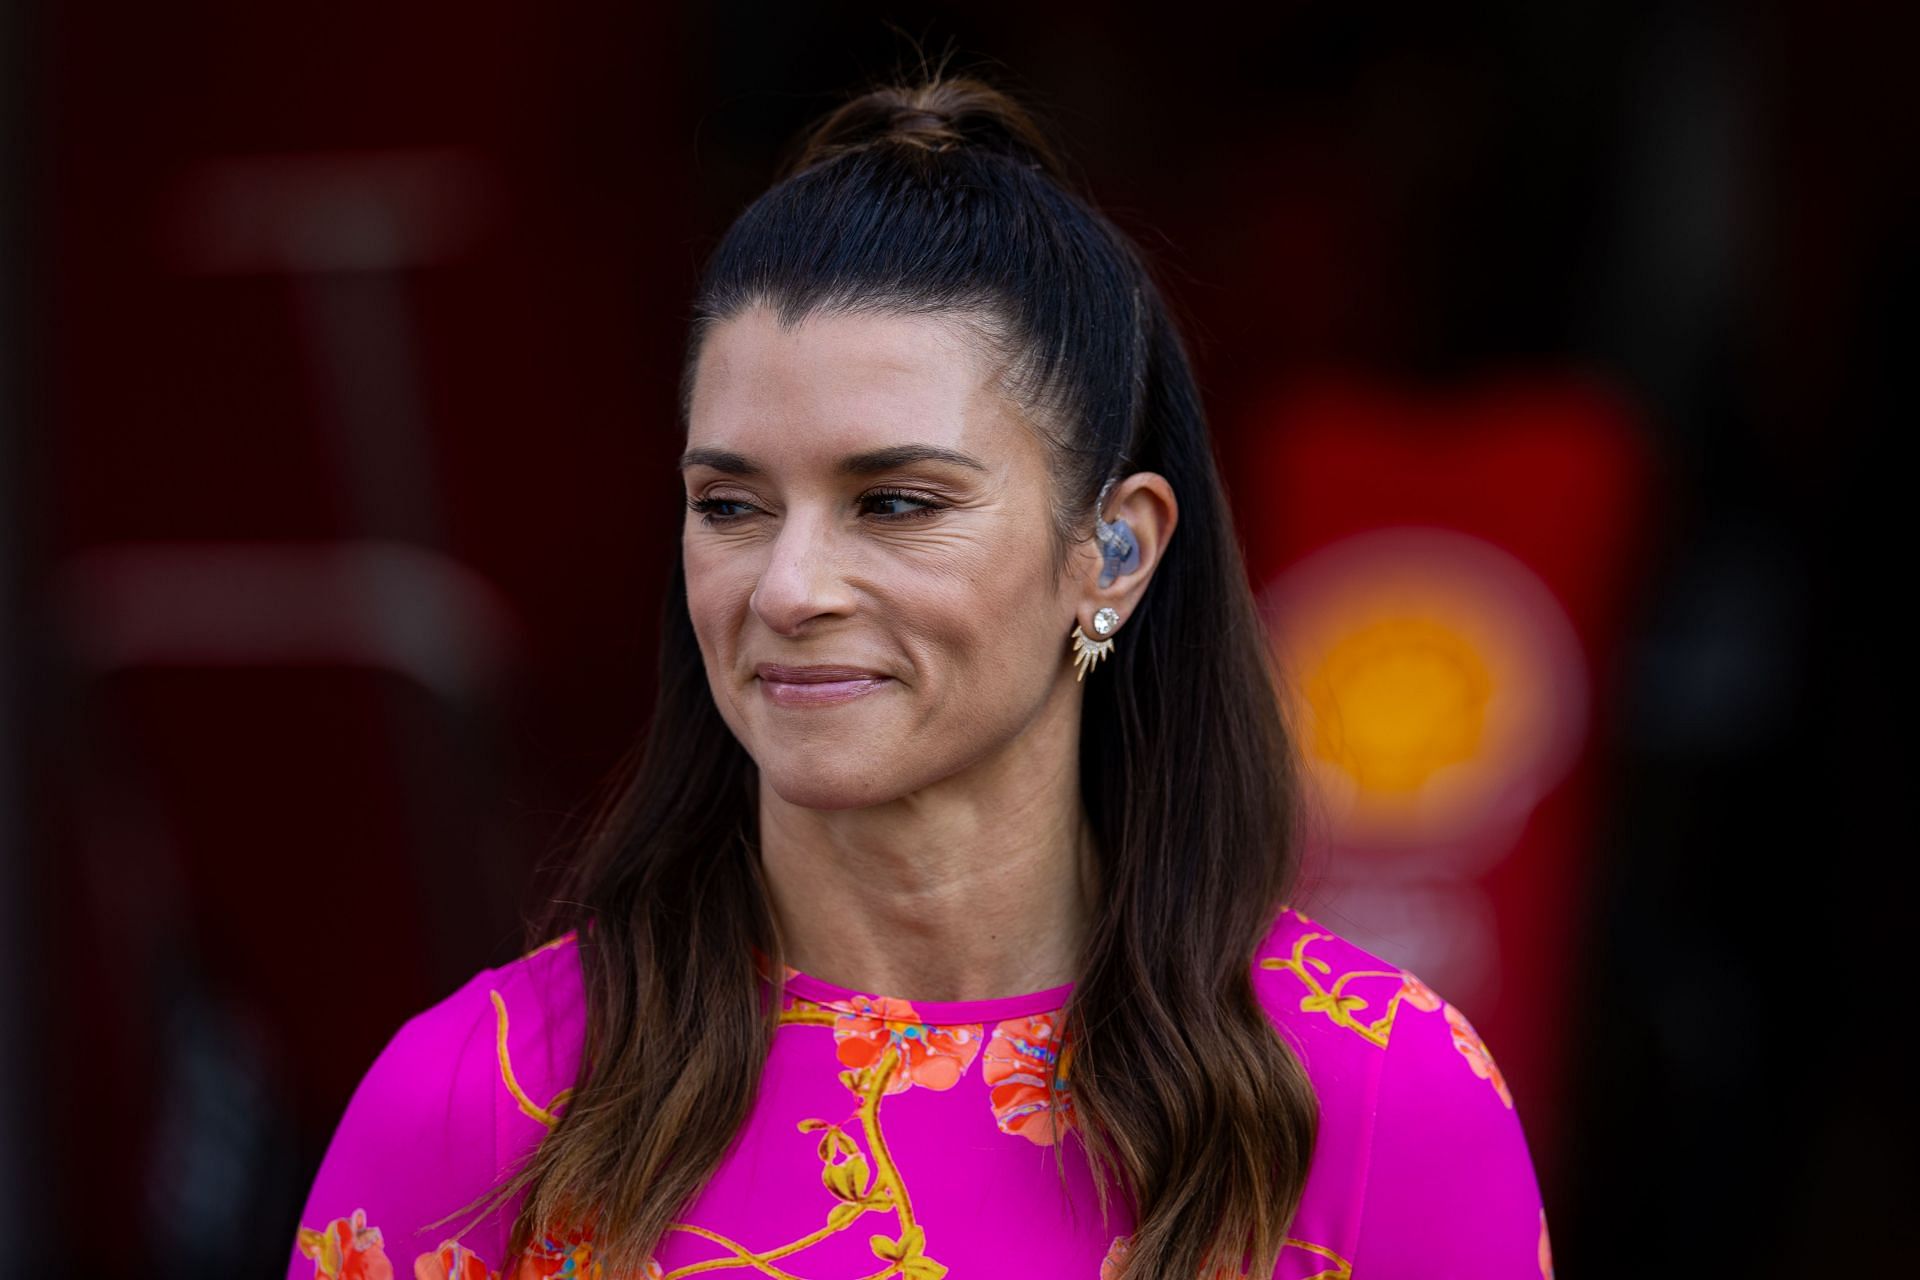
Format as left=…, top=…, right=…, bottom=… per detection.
left=677, top=444, right=989, bottom=477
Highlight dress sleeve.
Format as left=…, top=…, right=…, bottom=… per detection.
left=285, top=968, right=518, bottom=1280
left=1349, top=986, right=1554, bottom=1279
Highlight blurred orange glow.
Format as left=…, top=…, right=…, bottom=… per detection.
left=1265, top=525, right=1589, bottom=863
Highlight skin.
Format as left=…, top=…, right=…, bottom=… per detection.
left=681, top=301, right=1177, bottom=1003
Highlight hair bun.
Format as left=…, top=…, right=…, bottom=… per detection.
left=777, top=73, right=1070, bottom=186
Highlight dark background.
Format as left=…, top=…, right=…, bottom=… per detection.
left=2, top=1, right=1906, bottom=1275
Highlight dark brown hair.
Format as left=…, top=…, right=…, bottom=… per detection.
left=453, top=65, right=1318, bottom=1280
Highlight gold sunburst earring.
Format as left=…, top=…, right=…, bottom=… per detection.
left=1069, top=607, right=1122, bottom=681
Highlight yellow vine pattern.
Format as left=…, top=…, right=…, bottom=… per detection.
left=1279, top=1236, right=1353, bottom=1280
left=1257, top=929, right=1421, bottom=1049
left=491, top=989, right=574, bottom=1129
left=649, top=998, right=947, bottom=1280
left=1258, top=913, right=1516, bottom=1112
left=486, top=958, right=1355, bottom=1279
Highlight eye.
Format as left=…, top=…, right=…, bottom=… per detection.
left=860, top=488, right=947, bottom=521
left=685, top=494, right=759, bottom=525
left=685, top=488, right=948, bottom=527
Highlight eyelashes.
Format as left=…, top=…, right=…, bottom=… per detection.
left=685, top=488, right=948, bottom=527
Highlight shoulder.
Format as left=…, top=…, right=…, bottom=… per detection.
left=1247, top=900, right=1533, bottom=1142
left=288, top=933, right=587, bottom=1279
left=1249, top=903, right=1434, bottom=1074
left=484, top=931, right=590, bottom=1136
left=1250, top=905, right=1547, bottom=1278
left=350, top=929, right=587, bottom=1153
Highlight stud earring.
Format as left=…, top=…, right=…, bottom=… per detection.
left=1093, top=607, right=1119, bottom=636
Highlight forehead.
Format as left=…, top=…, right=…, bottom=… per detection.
left=687, top=304, right=1031, bottom=462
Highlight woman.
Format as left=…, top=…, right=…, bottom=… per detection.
left=288, top=73, right=1549, bottom=1280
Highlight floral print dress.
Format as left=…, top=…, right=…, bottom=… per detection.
left=288, top=907, right=1551, bottom=1279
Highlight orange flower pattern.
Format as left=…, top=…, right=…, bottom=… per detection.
left=1398, top=972, right=1443, bottom=1012
left=982, top=1013, right=1075, bottom=1144
left=831, top=994, right=983, bottom=1094
left=509, top=1222, right=612, bottom=1279
left=294, top=910, right=1543, bottom=1279
left=1444, top=1002, right=1514, bottom=1109
left=297, top=1210, right=393, bottom=1280
left=413, top=1240, right=495, bottom=1280
left=294, top=1214, right=642, bottom=1280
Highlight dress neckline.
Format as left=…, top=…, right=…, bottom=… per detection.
left=752, top=946, right=1074, bottom=1025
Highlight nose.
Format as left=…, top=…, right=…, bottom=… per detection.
left=749, top=507, right=856, bottom=636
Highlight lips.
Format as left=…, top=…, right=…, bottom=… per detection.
left=755, top=663, right=893, bottom=708
left=755, top=663, right=889, bottom=683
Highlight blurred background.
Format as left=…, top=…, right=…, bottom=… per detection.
left=2, top=1, right=1906, bottom=1275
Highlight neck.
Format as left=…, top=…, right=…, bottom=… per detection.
left=755, top=716, right=1099, bottom=1005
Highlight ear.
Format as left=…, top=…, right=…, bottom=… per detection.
left=1073, top=472, right=1178, bottom=636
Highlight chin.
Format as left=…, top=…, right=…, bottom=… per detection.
left=756, top=754, right=914, bottom=811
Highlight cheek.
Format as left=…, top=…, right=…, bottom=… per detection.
left=908, top=545, right=1067, bottom=687
left=681, top=543, right=753, bottom=656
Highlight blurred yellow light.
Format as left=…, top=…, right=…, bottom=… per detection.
left=1304, top=616, right=1493, bottom=794
left=1261, top=526, right=1589, bottom=857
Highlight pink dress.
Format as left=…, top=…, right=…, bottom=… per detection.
left=287, top=905, right=1551, bottom=1279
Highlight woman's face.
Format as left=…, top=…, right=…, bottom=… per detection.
left=681, top=303, right=1088, bottom=811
